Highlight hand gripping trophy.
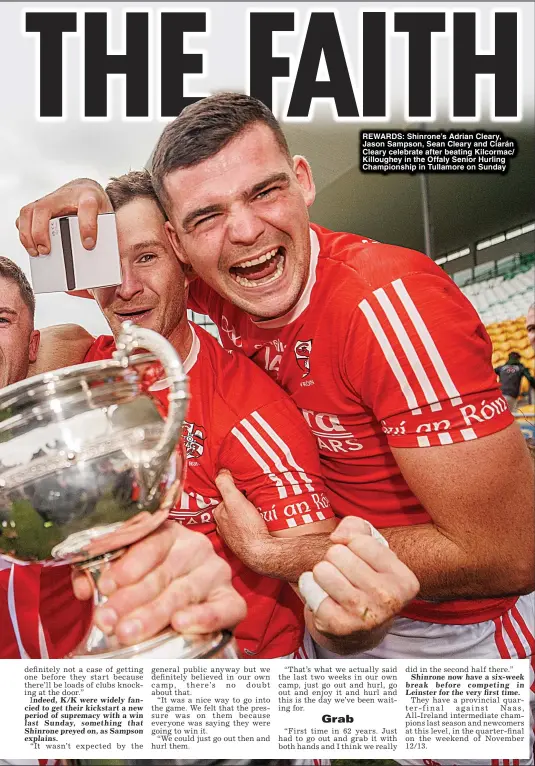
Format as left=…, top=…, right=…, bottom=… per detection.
left=0, top=322, right=236, bottom=659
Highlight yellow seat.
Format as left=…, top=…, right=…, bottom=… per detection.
left=510, top=329, right=527, bottom=340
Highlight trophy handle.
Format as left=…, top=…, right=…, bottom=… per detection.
left=113, top=321, right=189, bottom=500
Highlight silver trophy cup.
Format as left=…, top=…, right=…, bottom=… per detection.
left=0, top=322, right=236, bottom=659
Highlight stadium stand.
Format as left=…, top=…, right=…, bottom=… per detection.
left=458, top=253, right=534, bottom=373
left=187, top=309, right=220, bottom=340
left=459, top=253, right=535, bottom=437
left=460, top=253, right=534, bottom=325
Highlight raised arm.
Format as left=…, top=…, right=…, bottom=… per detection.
left=17, top=178, right=111, bottom=257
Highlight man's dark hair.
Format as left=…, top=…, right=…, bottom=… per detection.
left=508, top=351, right=521, bottom=362
left=106, top=170, right=167, bottom=218
left=0, top=256, right=35, bottom=320
left=151, top=92, right=292, bottom=212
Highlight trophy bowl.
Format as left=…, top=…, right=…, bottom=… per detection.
left=0, top=322, right=208, bottom=657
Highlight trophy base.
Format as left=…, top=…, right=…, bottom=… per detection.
left=68, top=628, right=238, bottom=659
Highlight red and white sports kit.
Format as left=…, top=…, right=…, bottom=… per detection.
left=85, top=324, right=333, bottom=658
left=189, top=224, right=535, bottom=765
left=0, top=558, right=90, bottom=660
left=0, top=323, right=333, bottom=661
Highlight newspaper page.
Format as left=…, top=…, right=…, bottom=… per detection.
left=0, top=658, right=531, bottom=761
left=0, top=2, right=533, bottom=766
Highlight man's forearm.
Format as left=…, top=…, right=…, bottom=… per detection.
left=241, top=533, right=333, bottom=582
left=381, top=522, right=534, bottom=600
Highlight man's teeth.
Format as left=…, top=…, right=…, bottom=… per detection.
left=235, top=248, right=278, bottom=269
left=234, top=254, right=284, bottom=288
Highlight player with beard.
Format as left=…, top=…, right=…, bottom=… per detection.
left=0, top=256, right=247, bottom=661
left=17, top=93, right=534, bottom=766
left=14, top=172, right=418, bottom=660
left=0, top=257, right=353, bottom=766
left=0, top=252, right=410, bottom=766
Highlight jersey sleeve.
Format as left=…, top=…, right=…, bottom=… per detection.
left=0, top=562, right=92, bottom=659
left=217, top=397, right=334, bottom=532
left=344, top=271, right=513, bottom=448
left=0, top=562, right=42, bottom=658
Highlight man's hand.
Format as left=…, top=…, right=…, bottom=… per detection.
left=16, top=178, right=111, bottom=258
left=72, top=521, right=247, bottom=646
left=214, top=469, right=273, bottom=547
left=303, top=517, right=420, bottom=655
left=214, top=470, right=336, bottom=582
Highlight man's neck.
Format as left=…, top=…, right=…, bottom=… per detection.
left=164, top=315, right=193, bottom=363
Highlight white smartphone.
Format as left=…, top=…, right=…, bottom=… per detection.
left=29, top=213, right=121, bottom=294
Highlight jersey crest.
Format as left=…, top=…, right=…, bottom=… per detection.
left=182, top=421, right=206, bottom=459
left=294, top=339, right=313, bottom=377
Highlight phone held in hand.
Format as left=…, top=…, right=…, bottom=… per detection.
left=29, top=213, right=121, bottom=294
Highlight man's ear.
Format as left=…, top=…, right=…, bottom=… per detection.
left=28, top=329, right=40, bottom=364
left=165, top=221, right=190, bottom=265
left=293, top=155, right=316, bottom=208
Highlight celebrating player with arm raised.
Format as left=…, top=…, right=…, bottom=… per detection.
left=14, top=172, right=418, bottom=659
left=16, top=91, right=535, bottom=766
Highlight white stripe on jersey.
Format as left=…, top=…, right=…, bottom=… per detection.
left=374, top=287, right=443, bottom=412
left=392, top=278, right=462, bottom=405
left=460, top=427, right=477, bottom=441
left=500, top=608, right=533, bottom=661
left=38, top=618, right=49, bottom=659
left=233, top=410, right=317, bottom=498
left=251, top=411, right=315, bottom=492
left=509, top=611, right=533, bottom=659
left=7, top=567, right=29, bottom=659
left=230, top=426, right=287, bottom=499
left=498, top=616, right=518, bottom=659
left=239, top=417, right=304, bottom=496
left=358, top=298, right=423, bottom=415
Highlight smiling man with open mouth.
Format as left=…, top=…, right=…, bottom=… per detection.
left=14, top=92, right=535, bottom=766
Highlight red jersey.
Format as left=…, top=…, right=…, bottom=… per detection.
left=0, top=324, right=333, bottom=659
left=85, top=325, right=333, bottom=657
left=189, top=223, right=516, bottom=625
left=0, top=559, right=90, bottom=659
